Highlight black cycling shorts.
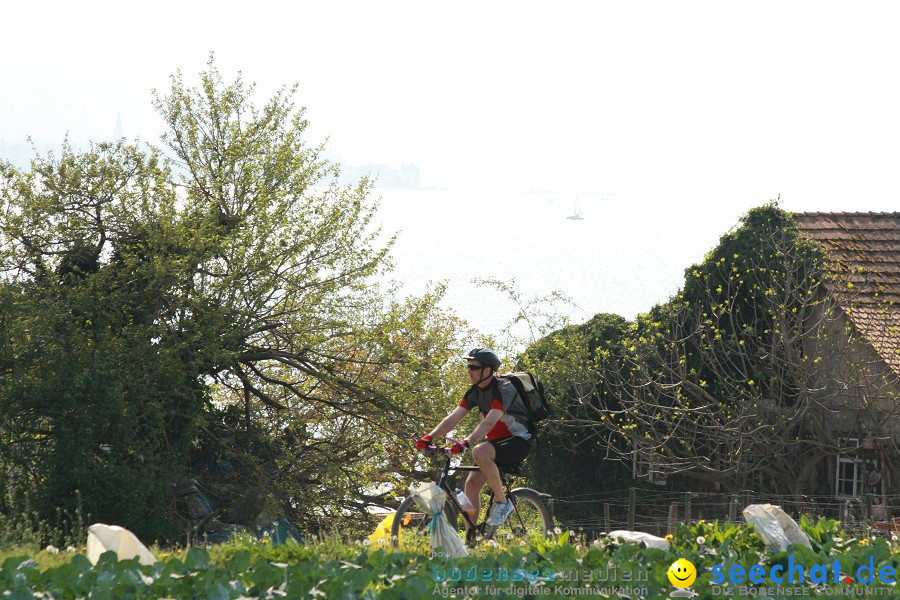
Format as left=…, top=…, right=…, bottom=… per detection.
left=489, top=436, right=531, bottom=464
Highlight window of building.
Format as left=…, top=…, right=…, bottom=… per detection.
left=835, top=455, right=862, bottom=498
left=834, top=438, right=880, bottom=499
left=632, top=452, right=667, bottom=486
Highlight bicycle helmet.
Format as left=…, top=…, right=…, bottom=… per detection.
left=463, top=348, right=501, bottom=370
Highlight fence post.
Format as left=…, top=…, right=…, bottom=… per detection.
left=628, top=488, right=636, bottom=530
left=864, top=494, right=873, bottom=535
left=604, top=503, right=611, bottom=533
left=668, top=503, right=679, bottom=535
left=728, top=495, right=738, bottom=523
left=684, top=492, right=692, bottom=523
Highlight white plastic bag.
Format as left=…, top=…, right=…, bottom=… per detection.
left=86, top=523, right=157, bottom=566
left=408, top=482, right=468, bottom=558
left=742, top=504, right=811, bottom=552
left=607, top=530, right=671, bottom=550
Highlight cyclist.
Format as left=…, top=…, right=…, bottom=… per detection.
left=416, top=348, right=531, bottom=526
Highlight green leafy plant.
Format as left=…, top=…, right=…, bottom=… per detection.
left=4, top=518, right=896, bottom=599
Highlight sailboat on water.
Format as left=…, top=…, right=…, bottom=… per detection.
left=566, top=196, right=584, bottom=220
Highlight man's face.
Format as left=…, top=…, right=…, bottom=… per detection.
left=467, top=360, right=488, bottom=383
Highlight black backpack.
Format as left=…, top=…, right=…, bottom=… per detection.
left=489, top=372, right=551, bottom=442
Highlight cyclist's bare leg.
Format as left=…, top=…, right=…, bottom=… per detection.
left=472, top=442, right=507, bottom=504
left=464, top=469, right=486, bottom=528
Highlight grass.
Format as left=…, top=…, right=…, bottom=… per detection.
left=0, top=544, right=81, bottom=570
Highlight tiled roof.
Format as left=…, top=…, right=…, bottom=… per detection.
left=793, top=212, right=900, bottom=375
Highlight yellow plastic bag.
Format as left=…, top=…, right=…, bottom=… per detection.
left=368, top=512, right=411, bottom=546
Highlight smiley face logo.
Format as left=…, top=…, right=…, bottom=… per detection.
left=667, top=558, right=697, bottom=588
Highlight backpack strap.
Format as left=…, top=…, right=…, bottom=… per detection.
left=464, top=379, right=500, bottom=411
left=463, top=383, right=478, bottom=410
left=490, top=376, right=502, bottom=405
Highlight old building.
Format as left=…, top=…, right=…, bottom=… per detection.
left=794, top=212, right=900, bottom=507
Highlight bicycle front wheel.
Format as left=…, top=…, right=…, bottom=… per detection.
left=491, top=488, right=552, bottom=542
left=391, top=495, right=460, bottom=550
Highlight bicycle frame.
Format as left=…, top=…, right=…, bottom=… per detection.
left=395, top=440, right=553, bottom=548
left=429, top=450, right=517, bottom=535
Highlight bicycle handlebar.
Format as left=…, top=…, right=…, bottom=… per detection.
left=413, top=435, right=456, bottom=455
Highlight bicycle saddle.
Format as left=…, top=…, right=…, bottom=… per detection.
left=498, top=461, right=526, bottom=476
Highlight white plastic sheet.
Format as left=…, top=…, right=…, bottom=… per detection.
left=86, top=523, right=157, bottom=566
left=742, top=504, right=811, bottom=552
left=408, top=482, right=468, bottom=558
left=607, top=530, right=671, bottom=550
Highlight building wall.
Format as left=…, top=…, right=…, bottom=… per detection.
left=803, top=295, right=900, bottom=499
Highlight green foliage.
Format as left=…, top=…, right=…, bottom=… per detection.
left=611, top=203, right=864, bottom=494
left=519, top=313, right=637, bottom=526
left=0, top=58, right=469, bottom=541
left=671, top=519, right=762, bottom=556
left=678, top=203, right=828, bottom=406
left=3, top=519, right=899, bottom=598
left=527, top=202, right=886, bottom=495
left=0, top=490, right=86, bottom=555
left=0, top=142, right=203, bottom=541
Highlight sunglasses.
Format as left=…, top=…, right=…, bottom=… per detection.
left=467, top=364, right=485, bottom=371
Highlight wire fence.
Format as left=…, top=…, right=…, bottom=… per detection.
left=548, top=487, right=899, bottom=540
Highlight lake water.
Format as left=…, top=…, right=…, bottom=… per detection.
left=372, top=188, right=748, bottom=338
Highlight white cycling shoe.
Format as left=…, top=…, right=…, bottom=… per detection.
left=487, top=500, right=515, bottom=526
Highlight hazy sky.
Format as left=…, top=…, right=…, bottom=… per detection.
left=4, top=0, right=900, bottom=210
left=5, top=1, right=900, bottom=334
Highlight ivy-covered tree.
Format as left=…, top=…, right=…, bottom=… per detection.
left=559, top=204, right=900, bottom=497
left=517, top=313, right=636, bottom=528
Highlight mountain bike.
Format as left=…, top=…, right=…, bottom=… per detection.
left=391, top=437, right=552, bottom=548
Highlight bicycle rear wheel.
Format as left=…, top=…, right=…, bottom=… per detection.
left=490, top=488, right=552, bottom=542
left=391, top=495, right=461, bottom=550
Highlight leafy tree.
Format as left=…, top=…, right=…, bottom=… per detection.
left=151, top=63, right=474, bottom=531
left=0, top=60, right=469, bottom=541
left=0, top=142, right=201, bottom=540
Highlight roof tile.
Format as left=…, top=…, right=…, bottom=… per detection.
left=794, top=212, right=900, bottom=375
